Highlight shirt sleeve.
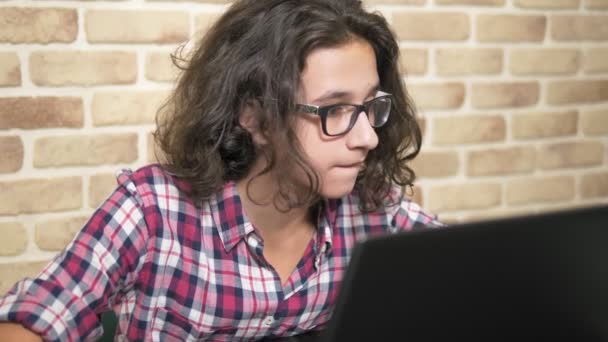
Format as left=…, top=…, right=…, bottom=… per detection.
left=387, top=185, right=445, bottom=231
left=0, top=171, right=150, bottom=342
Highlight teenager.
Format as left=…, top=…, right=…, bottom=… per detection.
left=0, top=0, right=441, bottom=340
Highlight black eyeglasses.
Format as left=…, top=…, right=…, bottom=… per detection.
left=295, top=92, right=392, bottom=137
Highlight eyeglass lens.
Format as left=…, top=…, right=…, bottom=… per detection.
left=325, top=96, right=391, bottom=135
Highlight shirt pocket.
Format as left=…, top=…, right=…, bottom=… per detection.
left=149, top=307, right=237, bottom=341
left=149, top=307, right=204, bottom=341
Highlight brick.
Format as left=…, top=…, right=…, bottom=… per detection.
left=552, top=15, right=608, bottom=41
left=145, top=51, right=179, bottom=82
left=33, top=134, right=138, bottom=168
left=0, top=7, right=77, bottom=44
left=538, top=141, right=604, bottom=169
left=547, top=80, right=608, bottom=105
left=89, top=173, right=117, bottom=208
left=400, top=48, right=428, bottom=75
left=0, top=136, right=23, bottom=173
left=586, top=0, right=608, bottom=9
left=92, top=91, right=169, bottom=126
left=510, top=49, right=579, bottom=75
left=507, top=176, right=575, bottom=205
left=393, top=12, right=469, bottom=41
left=435, top=48, right=502, bottom=75
left=581, top=109, right=608, bottom=135
left=30, top=51, right=137, bottom=86
left=471, top=82, right=539, bottom=108
left=0, top=222, right=27, bottom=256
left=462, top=208, right=535, bottom=223
left=86, top=10, right=189, bottom=44
left=194, top=12, right=223, bottom=37
left=428, top=182, right=501, bottom=212
left=35, top=216, right=88, bottom=251
left=147, top=132, right=156, bottom=163
left=477, top=15, right=546, bottom=42
left=581, top=172, right=608, bottom=199
left=435, top=215, right=461, bottom=225
left=584, top=48, right=608, bottom=73
left=417, top=117, right=427, bottom=137
left=433, top=115, right=506, bottom=145
left=408, top=83, right=465, bottom=110
left=0, top=52, right=20, bottom=86
left=410, top=151, right=459, bottom=178
left=467, top=147, right=535, bottom=176
left=0, top=261, right=48, bottom=294
left=0, top=177, right=82, bottom=215
left=436, top=0, right=504, bottom=4
left=535, top=203, right=593, bottom=214
left=147, top=132, right=165, bottom=164
left=514, top=0, right=580, bottom=9
left=408, top=185, right=424, bottom=207
left=512, top=110, right=578, bottom=139
left=0, top=97, right=83, bottom=129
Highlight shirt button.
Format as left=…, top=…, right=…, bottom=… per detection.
left=314, top=257, right=320, bottom=269
left=262, top=316, right=275, bottom=327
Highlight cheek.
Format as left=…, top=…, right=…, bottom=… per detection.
left=317, top=166, right=361, bottom=199
left=293, top=123, right=359, bottom=198
left=294, top=117, right=333, bottom=171
left=293, top=117, right=361, bottom=199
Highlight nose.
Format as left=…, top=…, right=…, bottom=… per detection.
left=345, top=110, right=379, bottom=151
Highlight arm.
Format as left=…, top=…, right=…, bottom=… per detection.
left=0, top=323, right=42, bottom=342
left=0, top=172, right=149, bottom=341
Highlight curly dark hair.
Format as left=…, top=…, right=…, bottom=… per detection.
left=154, top=0, right=422, bottom=212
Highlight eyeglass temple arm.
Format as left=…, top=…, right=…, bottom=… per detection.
left=295, top=104, right=320, bottom=114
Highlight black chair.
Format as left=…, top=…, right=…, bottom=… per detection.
left=97, top=311, right=118, bottom=342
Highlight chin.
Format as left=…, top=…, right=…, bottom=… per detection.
left=318, top=180, right=357, bottom=199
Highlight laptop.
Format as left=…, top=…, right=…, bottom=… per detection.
left=322, top=204, right=608, bottom=342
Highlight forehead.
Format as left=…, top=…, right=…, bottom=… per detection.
left=299, top=38, right=379, bottom=103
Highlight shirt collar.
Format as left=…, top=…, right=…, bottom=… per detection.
left=211, top=181, right=255, bottom=252
left=317, top=198, right=338, bottom=255
left=210, top=181, right=339, bottom=255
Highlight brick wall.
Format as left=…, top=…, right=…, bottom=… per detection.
left=0, top=0, right=607, bottom=291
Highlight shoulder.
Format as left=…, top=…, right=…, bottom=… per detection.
left=111, top=164, right=210, bottom=239
left=340, top=185, right=442, bottom=231
left=115, top=164, right=193, bottom=203
left=117, top=164, right=189, bottom=189
left=384, top=185, right=443, bottom=230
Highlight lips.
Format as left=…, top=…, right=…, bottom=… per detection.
left=336, top=161, right=365, bottom=169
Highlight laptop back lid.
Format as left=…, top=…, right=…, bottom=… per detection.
left=323, top=205, right=608, bottom=342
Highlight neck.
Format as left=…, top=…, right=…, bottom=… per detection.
left=235, top=161, right=316, bottom=240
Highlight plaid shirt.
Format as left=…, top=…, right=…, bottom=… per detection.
left=0, top=164, right=441, bottom=341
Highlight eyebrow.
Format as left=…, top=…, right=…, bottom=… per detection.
left=311, top=83, right=380, bottom=104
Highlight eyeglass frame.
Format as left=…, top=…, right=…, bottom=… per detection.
left=294, top=91, right=393, bottom=137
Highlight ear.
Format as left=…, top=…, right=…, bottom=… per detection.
left=239, top=99, right=268, bottom=146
